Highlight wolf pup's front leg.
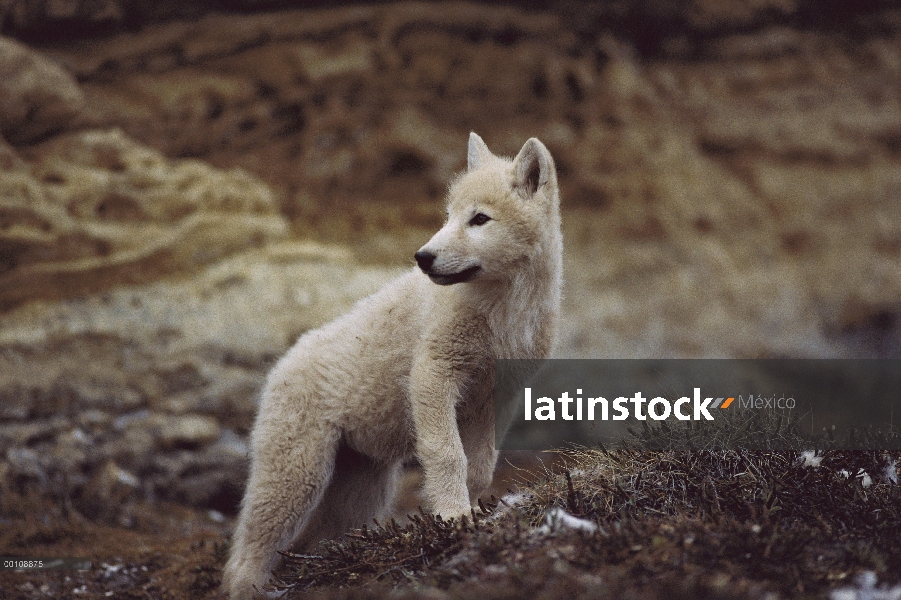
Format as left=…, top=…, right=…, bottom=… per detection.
left=409, top=355, right=472, bottom=519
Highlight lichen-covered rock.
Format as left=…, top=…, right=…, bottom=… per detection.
left=0, top=128, right=287, bottom=310
left=0, top=36, right=84, bottom=144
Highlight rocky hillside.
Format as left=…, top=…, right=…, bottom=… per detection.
left=0, top=5, right=899, bottom=594
left=12, top=1, right=901, bottom=360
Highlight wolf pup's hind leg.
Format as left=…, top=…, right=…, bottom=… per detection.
left=297, top=444, right=402, bottom=547
left=223, top=419, right=341, bottom=599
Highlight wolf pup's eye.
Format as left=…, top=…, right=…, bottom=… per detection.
left=469, top=213, right=491, bottom=226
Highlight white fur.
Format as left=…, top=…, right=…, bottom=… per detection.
left=223, top=133, right=563, bottom=599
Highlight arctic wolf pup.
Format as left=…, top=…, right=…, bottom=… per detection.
left=223, top=133, right=562, bottom=599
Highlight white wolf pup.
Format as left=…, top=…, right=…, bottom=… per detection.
left=223, top=133, right=562, bottom=599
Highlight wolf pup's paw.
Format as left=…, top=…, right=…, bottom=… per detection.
left=433, top=501, right=472, bottom=522
left=223, top=557, right=285, bottom=600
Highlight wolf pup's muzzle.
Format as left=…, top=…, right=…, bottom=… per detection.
left=414, top=251, right=481, bottom=285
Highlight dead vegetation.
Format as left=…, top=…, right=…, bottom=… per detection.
left=271, top=437, right=901, bottom=599
left=2, top=420, right=899, bottom=599
left=261, top=412, right=901, bottom=598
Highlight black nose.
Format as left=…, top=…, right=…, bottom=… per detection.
left=414, top=251, right=435, bottom=272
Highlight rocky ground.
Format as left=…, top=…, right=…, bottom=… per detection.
left=1, top=1, right=901, bottom=598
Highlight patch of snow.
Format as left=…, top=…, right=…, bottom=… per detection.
left=799, top=450, right=822, bottom=468
left=537, top=507, right=598, bottom=534
left=857, top=469, right=873, bottom=489
left=830, top=571, right=901, bottom=600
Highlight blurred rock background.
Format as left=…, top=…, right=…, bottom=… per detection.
left=1, top=0, right=900, bottom=516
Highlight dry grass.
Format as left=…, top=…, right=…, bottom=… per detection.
left=272, top=445, right=901, bottom=599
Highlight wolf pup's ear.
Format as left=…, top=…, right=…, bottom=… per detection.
left=512, top=138, right=553, bottom=199
left=468, top=132, right=492, bottom=171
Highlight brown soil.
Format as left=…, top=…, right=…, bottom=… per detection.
left=0, top=453, right=557, bottom=600
left=0, top=494, right=230, bottom=600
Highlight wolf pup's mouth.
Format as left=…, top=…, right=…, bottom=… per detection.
left=427, top=265, right=481, bottom=285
